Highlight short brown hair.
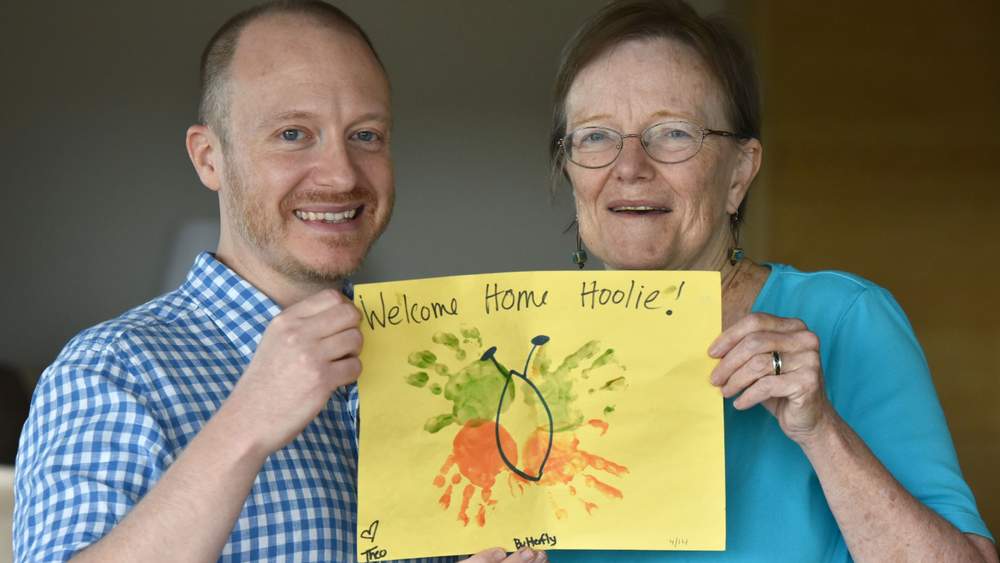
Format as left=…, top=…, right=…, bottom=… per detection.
left=198, top=0, right=384, bottom=143
left=550, top=0, right=760, bottom=215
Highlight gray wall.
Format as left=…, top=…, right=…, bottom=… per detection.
left=0, top=0, right=725, bottom=378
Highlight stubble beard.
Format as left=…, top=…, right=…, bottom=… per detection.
left=221, top=154, right=388, bottom=287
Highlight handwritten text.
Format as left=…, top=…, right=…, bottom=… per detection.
left=513, top=532, right=558, bottom=550
left=359, top=292, right=459, bottom=330
left=580, top=280, right=661, bottom=311
left=485, top=283, right=549, bottom=315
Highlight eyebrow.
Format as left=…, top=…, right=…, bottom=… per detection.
left=257, top=110, right=316, bottom=130
left=351, top=111, right=392, bottom=127
left=569, top=113, right=612, bottom=129
left=569, top=110, right=689, bottom=130
left=648, top=110, right=687, bottom=121
left=256, top=110, right=392, bottom=130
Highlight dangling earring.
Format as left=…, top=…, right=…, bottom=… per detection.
left=729, top=211, right=745, bottom=265
left=566, top=219, right=588, bottom=269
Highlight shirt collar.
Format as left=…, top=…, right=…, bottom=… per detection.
left=181, top=252, right=282, bottom=361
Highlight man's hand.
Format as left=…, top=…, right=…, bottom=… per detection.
left=221, top=288, right=363, bottom=458
left=460, top=547, right=547, bottom=563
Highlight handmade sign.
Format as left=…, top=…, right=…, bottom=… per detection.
left=355, top=271, right=724, bottom=562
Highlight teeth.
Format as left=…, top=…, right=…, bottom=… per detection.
left=295, top=208, right=359, bottom=223
left=613, top=206, right=666, bottom=212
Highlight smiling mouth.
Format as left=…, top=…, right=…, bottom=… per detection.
left=609, top=205, right=671, bottom=215
left=293, top=206, right=363, bottom=224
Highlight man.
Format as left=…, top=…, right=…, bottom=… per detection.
left=14, top=2, right=541, bottom=562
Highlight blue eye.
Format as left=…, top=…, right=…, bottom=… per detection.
left=281, top=129, right=304, bottom=141
left=350, top=129, right=386, bottom=152
left=666, top=128, right=692, bottom=139
left=353, top=130, right=380, bottom=143
left=573, top=129, right=616, bottom=151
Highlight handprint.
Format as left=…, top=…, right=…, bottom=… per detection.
left=406, top=330, right=516, bottom=526
left=520, top=425, right=629, bottom=519
left=433, top=420, right=517, bottom=526
left=404, top=328, right=629, bottom=527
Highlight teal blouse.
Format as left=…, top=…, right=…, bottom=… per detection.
left=553, top=264, right=992, bottom=562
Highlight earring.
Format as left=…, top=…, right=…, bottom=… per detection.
left=729, top=211, right=745, bottom=265
left=569, top=219, right=588, bottom=269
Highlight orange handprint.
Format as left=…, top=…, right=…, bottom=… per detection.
left=433, top=420, right=517, bottom=526
left=521, top=424, right=629, bottom=519
left=405, top=328, right=628, bottom=527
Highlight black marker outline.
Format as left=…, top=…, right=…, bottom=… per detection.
left=481, top=335, right=555, bottom=482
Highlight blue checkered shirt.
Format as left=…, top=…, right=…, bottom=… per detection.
left=15, top=252, right=456, bottom=562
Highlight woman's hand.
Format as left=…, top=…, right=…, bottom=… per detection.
left=708, top=313, right=837, bottom=445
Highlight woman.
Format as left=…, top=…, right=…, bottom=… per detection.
left=545, top=1, right=996, bottom=561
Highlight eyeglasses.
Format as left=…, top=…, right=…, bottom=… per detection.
left=558, top=120, right=744, bottom=169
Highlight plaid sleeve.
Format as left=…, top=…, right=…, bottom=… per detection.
left=14, top=343, right=170, bottom=562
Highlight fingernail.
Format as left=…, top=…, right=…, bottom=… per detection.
left=709, top=368, right=721, bottom=386
left=519, top=547, right=536, bottom=560
left=708, top=342, right=721, bottom=357
left=534, top=551, right=548, bottom=562
left=487, top=548, right=506, bottom=563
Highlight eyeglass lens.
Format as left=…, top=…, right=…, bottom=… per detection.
left=565, top=121, right=705, bottom=168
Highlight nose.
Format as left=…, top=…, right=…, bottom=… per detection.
left=612, top=135, right=655, bottom=183
left=311, top=139, right=358, bottom=191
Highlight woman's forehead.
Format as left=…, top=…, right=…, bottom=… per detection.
left=565, top=37, right=728, bottom=129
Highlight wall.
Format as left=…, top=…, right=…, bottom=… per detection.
left=745, top=0, right=999, bottom=536
left=0, top=0, right=724, bottom=377
left=0, top=0, right=723, bottom=375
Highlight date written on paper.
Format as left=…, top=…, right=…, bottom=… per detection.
left=668, top=536, right=689, bottom=548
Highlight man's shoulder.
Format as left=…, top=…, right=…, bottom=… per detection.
left=58, top=286, right=206, bottom=366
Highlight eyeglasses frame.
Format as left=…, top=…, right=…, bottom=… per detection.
left=557, top=120, right=747, bottom=169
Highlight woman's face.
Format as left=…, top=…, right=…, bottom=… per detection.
left=564, top=38, right=760, bottom=271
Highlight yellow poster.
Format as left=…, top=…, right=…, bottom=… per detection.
left=356, top=271, right=724, bottom=562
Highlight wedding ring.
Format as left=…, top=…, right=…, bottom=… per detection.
left=771, top=351, right=783, bottom=376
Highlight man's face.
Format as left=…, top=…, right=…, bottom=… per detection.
left=216, top=15, right=393, bottom=291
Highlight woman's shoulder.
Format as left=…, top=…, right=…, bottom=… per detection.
left=754, top=263, right=902, bottom=338
left=763, top=263, right=883, bottom=299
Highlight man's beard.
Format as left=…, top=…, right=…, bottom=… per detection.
left=221, top=156, right=385, bottom=286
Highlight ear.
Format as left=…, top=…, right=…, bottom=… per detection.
left=186, top=124, right=224, bottom=192
left=725, top=138, right=763, bottom=215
